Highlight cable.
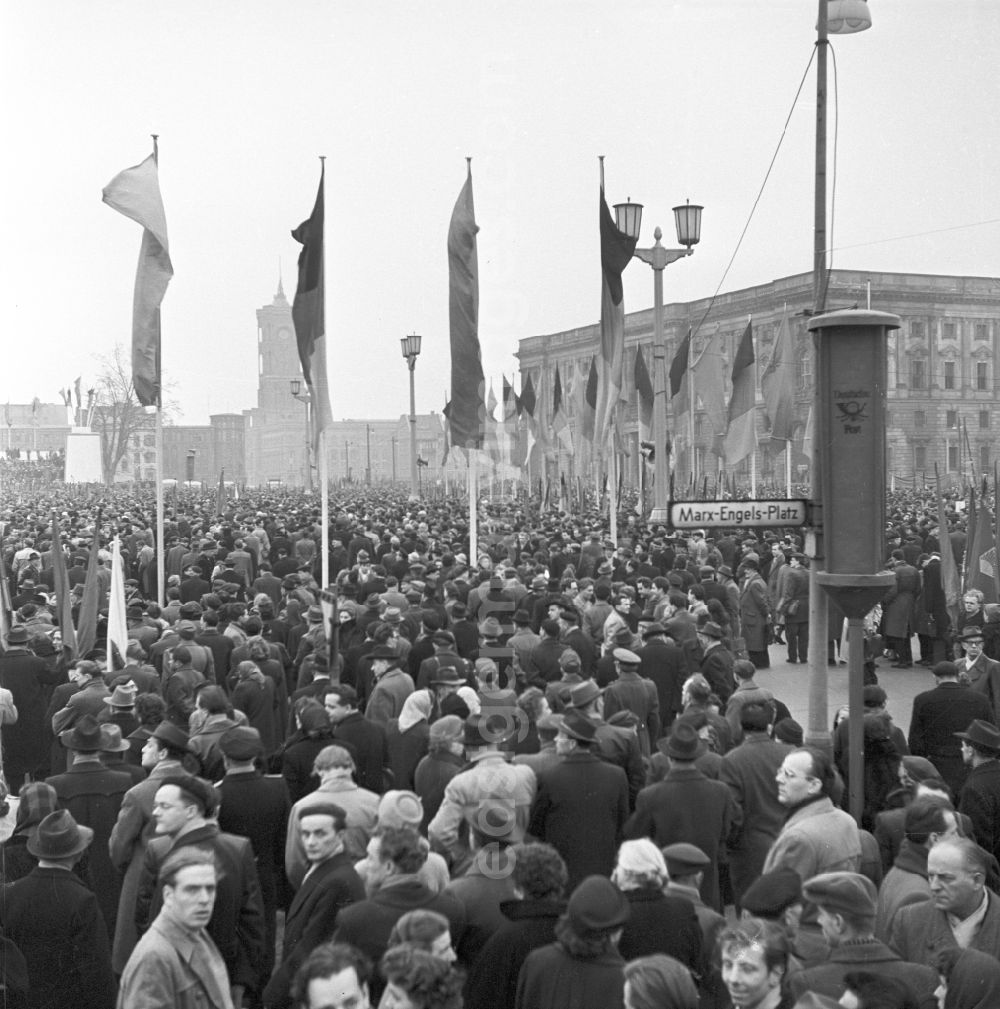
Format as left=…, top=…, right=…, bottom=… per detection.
left=688, top=45, right=818, bottom=343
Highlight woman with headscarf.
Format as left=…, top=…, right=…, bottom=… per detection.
left=387, top=689, right=433, bottom=790
left=414, top=715, right=466, bottom=831
left=611, top=839, right=702, bottom=971
left=232, top=659, right=279, bottom=756
left=247, top=635, right=289, bottom=743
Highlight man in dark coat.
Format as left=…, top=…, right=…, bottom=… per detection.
left=326, top=683, right=389, bottom=794
left=956, top=719, right=1000, bottom=863
left=263, top=801, right=365, bottom=1009
left=135, top=774, right=266, bottom=1003
left=719, top=702, right=792, bottom=907
left=333, top=825, right=464, bottom=1002
left=528, top=709, right=628, bottom=892
left=625, top=721, right=741, bottom=911
left=908, top=661, right=994, bottom=797
left=0, top=809, right=117, bottom=1009
left=0, top=625, right=63, bottom=786
left=697, top=622, right=735, bottom=706
left=636, top=622, right=689, bottom=735
left=919, top=552, right=952, bottom=664
left=216, top=726, right=291, bottom=985
left=46, top=713, right=132, bottom=937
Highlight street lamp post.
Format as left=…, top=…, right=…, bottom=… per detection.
left=289, top=379, right=313, bottom=491
left=805, top=0, right=872, bottom=760
left=401, top=333, right=423, bottom=499
left=617, top=199, right=703, bottom=524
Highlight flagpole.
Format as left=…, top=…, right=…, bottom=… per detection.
left=687, top=334, right=695, bottom=487
left=319, top=155, right=330, bottom=590
left=469, top=451, right=478, bottom=564
left=152, top=133, right=165, bottom=608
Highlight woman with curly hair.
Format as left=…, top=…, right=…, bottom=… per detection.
left=379, top=943, right=464, bottom=1009
left=386, top=909, right=456, bottom=963
left=512, top=687, right=550, bottom=756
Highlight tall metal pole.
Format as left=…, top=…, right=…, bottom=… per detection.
left=366, top=423, right=372, bottom=486
left=805, top=0, right=831, bottom=751
left=408, top=358, right=419, bottom=498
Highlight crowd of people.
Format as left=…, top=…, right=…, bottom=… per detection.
left=0, top=483, right=997, bottom=1008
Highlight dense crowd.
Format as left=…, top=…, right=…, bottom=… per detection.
left=0, top=483, right=997, bottom=1009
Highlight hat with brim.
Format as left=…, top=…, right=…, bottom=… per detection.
left=566, top=875, right=631, bottom=935
left=370, top=644, right=400, bottom=663
left=567, top=680, right=604, bottom=710
left=6, top=627, right=28, bottom=645
left=642, top=622, right=666, bottom=639
left=479, top=616, right=502, bottom=638
left=659, top=721, right=704, bottom=761
left=955, top=719, right=1000, bottom=754
left=150, top=720, right=192, bottom=752
left=27, top=810, right=93, bottom=860
left=612, top=648, right=641, bottom=667
left=100, top=724, right=131, bottom=753
left=960, top=625, right=985, bottom=642
left=661, top=842, right=711, bottom=877
left=104, top=683, right=138, bottom=708
left=560, top=708, right=598, bottom=744
left=60, top=714, right=104, bottom=753
left=429, top=667, right=465, bottom=686
left=698, top=621, right=724, bottom=640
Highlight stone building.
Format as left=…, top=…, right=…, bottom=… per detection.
left=515, top=269, right=1000, bottom=489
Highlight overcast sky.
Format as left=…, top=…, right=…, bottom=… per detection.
left=2, top=1, right=997, bottom=425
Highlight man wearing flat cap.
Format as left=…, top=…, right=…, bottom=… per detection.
left=956, top=718, right=1000, bottom=863
left=663, top=842, right=727, bottom=952
left=136, top=774, right=266, bottom=1004
left=603, top=648, right=660, bottom=756
left=528, top=709, right=629, bottom=891
left=0, top=809, right=116, bottom=1009
left=788, top=871, right=938, bottom=1006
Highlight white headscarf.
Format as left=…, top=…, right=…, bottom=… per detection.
left=398, top=690, right=433, bottom=734
left=457, top=686, right=482, bottom=716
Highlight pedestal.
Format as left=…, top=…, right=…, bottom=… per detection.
left=64, top=428, right=102, bottom=483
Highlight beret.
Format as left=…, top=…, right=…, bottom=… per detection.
left=740, top=869, right=803, bottom=916
left=567, top=875, right=630, bottom=934
left=661, top=842, right=710, bottom=876
left=218, top=726, right=264, bottom=761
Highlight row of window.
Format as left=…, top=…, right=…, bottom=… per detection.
left=912, top=444, right=990, bottom=473
left=911, top=321, right=992, bottom=342
left=910, top=409, right=991, bottom=430
left=908, top=359, right=990, bottom=390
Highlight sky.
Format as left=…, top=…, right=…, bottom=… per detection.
left=2, top=1, right=998, bottom=426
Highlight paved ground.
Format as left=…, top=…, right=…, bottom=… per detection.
left=753, top=637, right=932, bottom=743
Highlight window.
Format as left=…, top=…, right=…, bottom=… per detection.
left=943, top=322, right=957, bottom=341
left=982, top=445, right=991, bottom=473
left=977, top=362, right=988, bottom=391
left=915, top=446, right=927, bottom=470
left=796, top=350, right=813, bottom=392
left=911, top=321, right=925, bottom=340
left=981, top=410, right=990, bottom=430
left=946, top=410, right=958, bottom=429
left=914, top=411, right=926, bottom=428
left=910, top=359, right=927, bottom=389
left=944, top=361, right=956, bottom=390
left=976, top=324, right=989, bottom=342
left=948, top=444, right=959, bottom=471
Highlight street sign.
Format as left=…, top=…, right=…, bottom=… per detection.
left=670, top=499, right=809, bottom=529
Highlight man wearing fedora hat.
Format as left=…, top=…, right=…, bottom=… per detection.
left=698, top=621, right=735, bottom=707
left=47, top=712, right=133, bottom=936
left=626, top=720, right=739, bottom=911
left=528, top=709, right=629, bottom=891
left=636, top=621, right=689, bottom=735
left=956, top=719, right=1000, bottom=863
left=364, top=645, right=414, bottom=727
left=958, top=625, right=1000, bottom=721
left=908, top=661, right=994, bottom=797
left=0, top=808, right=116, bottom=1009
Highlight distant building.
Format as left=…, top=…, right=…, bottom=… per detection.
left=516, top=269, right=1000, bottom=488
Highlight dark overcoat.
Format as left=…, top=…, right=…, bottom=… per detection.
left=616, top=888, right=701, bottom=970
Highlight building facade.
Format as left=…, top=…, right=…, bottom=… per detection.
left=516, top=269, right=1000, bottom=488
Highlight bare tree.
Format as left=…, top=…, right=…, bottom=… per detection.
left=91, top=345, right=148, bottom=485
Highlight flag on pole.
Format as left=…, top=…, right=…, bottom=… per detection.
left=967, top=493, right=998, bottom=602
left=485, top=382, right=501, bottom=462
left=448, top=161, right=485, bottom=448
left=107, top=536, right=128, bottom=671
left=761, top=311, right=797, bottom=442
left=723, top=321, right=757, bottom=465
left=690, top=328, right=727, bottom=458
left=669, top=329, right=692, bottom=398
left=552, top=365, right=574, bottom=454
left=441, top=399, right=452, bottom=467
left=216, top=470, right=226, bottom=516
left=50, top=511, right=79, bottom=660
left=634, top=345, right=654, bottom=445
left=0, top=527, right=11, bottom=651
left=102, top=154, right=173, bottom=407
left=936, top=467, right=961, bottom=631
left=520, top=373, right=536, bottom=420
left=76, top=516, right=103, bottom=659
left=291, top=165, right=334, bottom=454
left=802, top=404, right=815, bottom=464
left=594, top=188, right=638, bottom=451
left=581, top=356, right=598, bottom=443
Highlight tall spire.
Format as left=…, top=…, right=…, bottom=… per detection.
left=274, top=258, right=287, bottom=304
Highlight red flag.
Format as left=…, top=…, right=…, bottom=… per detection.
left=761, top=312, right=797, bottom=442
left=50, top=512, right=79, bottom=660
